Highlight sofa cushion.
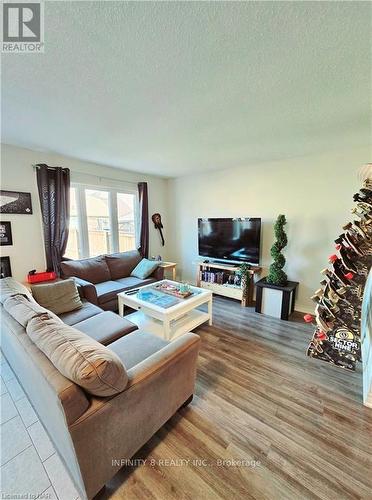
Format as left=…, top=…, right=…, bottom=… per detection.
left=109, top=331, right=169, bottom=370
left=31, top=279, right=82, bottom=315
left=27, top=315, right=128, bottom=397
left=61, top=256, right=111, bottom=284
left=95, top=281, right=127, bottom=304
left=95, top=277, right=157, bottom=305
left=105, top=250, right=142, bottom=280
left=3, top=294, right=59, bottom=327
left=130, top=259, right=159, bottom=280
left=116, top=276, right=156, bottom=289
left=73, top=311, right=138, bottom=345
left=59, top=301, right=103, bottom=326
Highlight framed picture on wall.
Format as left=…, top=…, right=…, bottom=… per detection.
left=0, top=190, right=32, bottom=214
left=0, top=256, right=12, bottom=278
left=0, top=222, right=12, bottom=246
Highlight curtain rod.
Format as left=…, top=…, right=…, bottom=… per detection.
left=32, top=164, right=68, bottom=171
left=32, top=164, right=139, bottom=186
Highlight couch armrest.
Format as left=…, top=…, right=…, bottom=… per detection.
left=126, top=332, right=200, bottom=387
left=151, top=266, right=164, bottom=281
left=72, top=277, right=98, bottom=305
left=68, top=332, right=200, bottom=499
left=71, top=333, right=201, bottom=426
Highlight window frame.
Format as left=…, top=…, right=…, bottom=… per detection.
left=67, top=182, right=139, bottom=259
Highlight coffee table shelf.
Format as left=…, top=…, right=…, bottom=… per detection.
left=125, top=309, right=210, bottom=341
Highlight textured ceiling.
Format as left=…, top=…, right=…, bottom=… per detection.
left=2, top=1, right=370, bottom=177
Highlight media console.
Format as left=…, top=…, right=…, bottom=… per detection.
left=196, top=261, right=261, bottom=307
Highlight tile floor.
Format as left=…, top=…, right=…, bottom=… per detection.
left=0, top=349, right=81, bottom=500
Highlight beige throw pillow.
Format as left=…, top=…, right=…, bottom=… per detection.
left=31, top=279, right=82, bottom=315
left=27, top=315, right=128, bottom=397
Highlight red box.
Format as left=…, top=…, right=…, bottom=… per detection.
left=27, top=271, right=57, bottom=284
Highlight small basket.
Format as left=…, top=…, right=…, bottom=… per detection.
left=27, top=271, right=57, bottom=284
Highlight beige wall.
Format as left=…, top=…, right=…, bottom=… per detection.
left=2, top=143, right=369, bottom=312
left=166, top=147, right=368, bottom=312
left=0, top=144, right=169, bottom=283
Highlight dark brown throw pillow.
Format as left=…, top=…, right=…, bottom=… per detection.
left=105, top=250, right=142, bottom=280
left=60, top=256, right=111, bottom=284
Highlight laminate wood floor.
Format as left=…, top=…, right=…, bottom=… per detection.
left=103, top=297, right=371, bottom=500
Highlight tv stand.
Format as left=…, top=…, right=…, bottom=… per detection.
left=196, top=261, right=261, bottom=307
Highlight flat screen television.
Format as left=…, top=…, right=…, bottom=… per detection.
left=198, top=218, right=261, bottom=265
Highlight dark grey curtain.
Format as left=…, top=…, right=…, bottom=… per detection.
left=138, top=182, right=149, bottom=258
left=36, top=164, right=70, bottom=275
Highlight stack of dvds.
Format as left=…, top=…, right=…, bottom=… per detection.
left=199, top=270, right=226, bottom=284
left=305, top=175, right=372, bottom=371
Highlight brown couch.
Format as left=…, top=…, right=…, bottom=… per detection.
left=61, top=250, right=164, bottom=311
left=0, top=278, right=200, bottom=500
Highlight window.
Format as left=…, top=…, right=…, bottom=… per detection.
left=117, top=192, right=136, bottom=252
left=65, top=184, right=138, bottom=259
left=86, top=189, right=111, bottom=256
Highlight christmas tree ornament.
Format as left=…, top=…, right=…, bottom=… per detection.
left=339, top=247, right=357, bottom=273
left=358, top=163, right=372, bottom=183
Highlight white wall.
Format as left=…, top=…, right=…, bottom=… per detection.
left=167, top=147, right=368, bottom=312
left=0, top=144, right=169, bottom=283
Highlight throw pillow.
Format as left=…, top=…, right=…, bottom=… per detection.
left=27, top=315, right=128, bottom=397
left=60, top=255, right=111, bottom=284
left=31, top=279, right=82, bottom=315
left=105, top=250, right=142, bottom=280
left=130, top=259, right=159, bottom=280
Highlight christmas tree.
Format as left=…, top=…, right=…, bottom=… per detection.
left=267, top=214, right=288, bottom=286
left=305, top=168, right=372, bottom=371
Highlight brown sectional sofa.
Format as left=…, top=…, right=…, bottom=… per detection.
left=61, top=249, right=164, bottom=311
left=0, top=278, right=200, bottom=499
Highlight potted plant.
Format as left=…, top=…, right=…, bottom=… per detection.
left=255, top=215, right=298, bottom=320
left=238, top=262, right=251, bottom=307
left=267, top=214, right=288, bottom=286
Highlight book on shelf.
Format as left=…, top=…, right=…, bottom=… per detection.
left=200, top=269, right=241, bottom=287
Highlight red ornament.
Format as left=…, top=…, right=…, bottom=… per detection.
left=344, top=272, right=354, bottom=280
left=304, top=314, right=313, bottom=323
left=316, top=331, right=327, bottom=340
left=335, top=244, right=342, bottom=251
left=329, top=254, right=338, bottom=263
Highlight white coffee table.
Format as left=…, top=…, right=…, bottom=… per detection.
left=117, top=280, right=213, bottom=341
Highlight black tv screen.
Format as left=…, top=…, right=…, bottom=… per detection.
left=198, top=218, right=261, bottom=264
